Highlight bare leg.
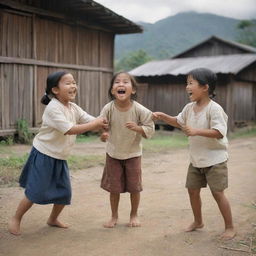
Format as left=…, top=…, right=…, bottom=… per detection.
left=211, top=190, right=236, bottom=240
left=128, top=192, right=141, bottom=227
left=8, top=196, right=33, bottom=235
left=47, top=204, right=68, bottom=228
left=185, top=188, right=204, bottom=232
left=104, top=193, right=120, bottom=228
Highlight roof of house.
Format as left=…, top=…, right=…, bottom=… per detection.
left=172, top=35, right=256, bottom=58
left=67, top=0, right=143, bottom=34
left=0, top=0, right=142, bottom=34
left=129, top=54, right=256, bottom=77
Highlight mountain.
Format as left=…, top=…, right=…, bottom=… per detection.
left=115, top=12, right=241, bottom=60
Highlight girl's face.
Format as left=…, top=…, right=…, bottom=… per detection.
left=186, top=75, right=209, bottom=103
left=52, top=73, right=77, bottom=105
left=111, top=73, right=135, bottom=102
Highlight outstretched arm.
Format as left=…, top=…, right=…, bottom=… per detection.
left=65, top=117, right=108, bottom=135
left=152, top=112, right=180, bottom=128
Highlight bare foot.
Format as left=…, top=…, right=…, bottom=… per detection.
left=103, top=217, right=118, bottom=228
left=8, top=217, right=21, bottom=236
left=185, top=222, right=204, bottom=232
left=127, top=216, right=141, bottom=227
left=47, top=219, right=68, bottom=228
left=220, top=228, right=236, bottom=240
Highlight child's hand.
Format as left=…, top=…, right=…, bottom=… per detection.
left=125, top=122, right=140, bottom=132
left=152, top=112, right=163, bottom=121
left=100, top=131, right=109, bottom=142
left=93, top=117, right=109, bottom=130
left=182, top=125, right=197, bottom=136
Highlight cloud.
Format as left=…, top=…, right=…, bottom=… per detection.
left=96, top=0, right=256, bottom=23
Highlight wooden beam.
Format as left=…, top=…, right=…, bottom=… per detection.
left=0, top=56, right=113, bottom=73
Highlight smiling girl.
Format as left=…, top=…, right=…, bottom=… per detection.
left=8, top=71, right=108, bottom=235
left=153, top=68, right=236, bottom=240
left=100, top=72, right=155, bottom=228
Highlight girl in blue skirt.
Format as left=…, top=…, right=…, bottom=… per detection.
left=8, top=71, right=108, bottom=235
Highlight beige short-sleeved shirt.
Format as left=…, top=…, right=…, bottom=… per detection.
left=177, top=100, right=228, bottom=168
left=33, top=98, right=95, bottom=160
left=100, top=100, right=155, bottom=160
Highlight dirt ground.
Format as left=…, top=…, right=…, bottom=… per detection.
left=0, top=136, right=256, bottom=256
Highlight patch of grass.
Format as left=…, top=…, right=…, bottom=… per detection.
left=0, top=154, right=29, bottom=187
left=76, top=134, right=99, bottom=143
left=143, top=131, right=188, bottom=152
left=67, top=154, right=105, bottom=170
left=229, top=126, right=256, bottom=140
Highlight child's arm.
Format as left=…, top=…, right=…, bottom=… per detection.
left=65, top=117, right=108, bottom=135
left=125, top=122, right=147, bottom=138
left=152, top=112, right=181, bottom=128
left=182, top=126, right=223, bottom=139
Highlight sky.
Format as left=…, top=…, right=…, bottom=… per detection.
left=96, top=0, right=256, bottom=23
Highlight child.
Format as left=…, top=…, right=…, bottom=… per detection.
left=153, top=68, right=236, bottom=240
left=100, top=72, right=155, bottom=228
left=8, top=71, right=108, bottom=235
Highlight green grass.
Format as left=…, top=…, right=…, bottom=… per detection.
left=0, top=154, right=29, bottom=187
left=143, top=131, right=188, bottom=152
left=76, top=134, right=99, bottom=143
left=228, top=127, right=256, bottom=139
left=67, top=154, right=105, bottom=170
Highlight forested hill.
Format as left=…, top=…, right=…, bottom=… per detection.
left=115, top=11, right=241, bottom=60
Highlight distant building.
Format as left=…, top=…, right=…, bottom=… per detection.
left=0, top=0, right=142, bottom=136
left=130, top=36, right=256, bottom=130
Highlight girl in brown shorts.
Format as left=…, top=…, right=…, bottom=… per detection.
left=100, top=72, right=155, bottom=228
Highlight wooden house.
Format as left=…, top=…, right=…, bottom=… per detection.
left=0, top=0, right=142, bottom=136
left=130, top=36, right=256, bottom=130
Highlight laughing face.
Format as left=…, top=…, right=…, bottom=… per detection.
left=52, top=73, right=77, bottom=105
left=111, top=73, right=136, bottom=102
left=186, top=75, right=208, bottom=103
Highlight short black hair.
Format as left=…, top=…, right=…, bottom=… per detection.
left=187, top=68, right=217, bottom=98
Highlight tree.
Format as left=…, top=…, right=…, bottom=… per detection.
left=236, top=20, right=256, bottom=47
left=115, top=49, right=153, bottom=72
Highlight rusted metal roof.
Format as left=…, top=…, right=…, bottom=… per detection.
left=129, top=54, right=256, bottom=77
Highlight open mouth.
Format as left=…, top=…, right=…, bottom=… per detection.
left=117, top=89, right=126, bottom=94
left=188, top=92, right=193, bottom=96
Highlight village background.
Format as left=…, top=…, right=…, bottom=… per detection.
left=0, top=0, right=256, bottom=255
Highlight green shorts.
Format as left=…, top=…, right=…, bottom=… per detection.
left=185, top=161, right=228, bottom=192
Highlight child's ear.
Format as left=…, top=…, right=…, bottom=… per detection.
left=51, top=86, right=59, bottom=95
left=204, top=84, right=209, bottom=92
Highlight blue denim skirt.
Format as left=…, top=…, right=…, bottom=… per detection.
left=19, top=147, right=71, bottom=205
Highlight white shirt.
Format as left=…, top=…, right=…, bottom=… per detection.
left=177, top=100, right=228, bottom=168
left=33, top=98, right=95, bottom=160
left=100, top=101, right=155, bottom=160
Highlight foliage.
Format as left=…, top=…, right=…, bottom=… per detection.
left=236, top=20, right=256, bottom=47
left=16, top=119, right=32, bottom=144
left=115, top=49, right=153, bottom=72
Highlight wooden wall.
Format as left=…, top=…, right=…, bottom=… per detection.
left=0, top=8, right=114, bottom=135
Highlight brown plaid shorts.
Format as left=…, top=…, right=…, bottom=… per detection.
left=101, top=154, right=143, bottom=193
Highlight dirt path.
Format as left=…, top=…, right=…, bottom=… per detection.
left=0, top=137, right=256, bottom=256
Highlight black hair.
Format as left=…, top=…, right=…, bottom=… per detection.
left=187, top=68, right=217, bottom=98
left=40, top=71, right=69, bottom=105
left=108, top=71, right=137, bottom=100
